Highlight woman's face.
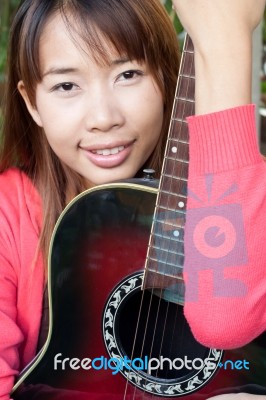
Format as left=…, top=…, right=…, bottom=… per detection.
left=19, top=13, right=164, bottom=187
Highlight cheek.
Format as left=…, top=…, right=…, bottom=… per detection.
left=37, top=109, right=74, bottom=147
left=35, top=94, right=75, bottom=139
left=143, top=92, right=164, bottom=142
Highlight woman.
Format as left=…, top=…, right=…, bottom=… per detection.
left=0, top=0, right=265, bottom=398
left=0, top=0, right=179, bottom=398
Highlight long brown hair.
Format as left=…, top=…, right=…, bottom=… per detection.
left=1, top=0, right=180, bottom=268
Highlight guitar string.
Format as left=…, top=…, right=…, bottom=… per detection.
left=147, top=35, right=195, bottom=396
left=122, top=39, right=188, bottom=400
left=122, top=34, right=194, bottom=399
left=143, top=35, right=193, bottom=398
left=137, top=35, right=191, bottom=398
left=141, top=34, right=194, bottom=399
left=145, top=36, right=192, bottom=397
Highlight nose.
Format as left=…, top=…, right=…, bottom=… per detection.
left=85, top=84, right=124, bottom=133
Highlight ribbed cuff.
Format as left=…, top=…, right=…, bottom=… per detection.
left=187, top=105, right=262, bottom=175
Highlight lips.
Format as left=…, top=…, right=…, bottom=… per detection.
left=81, top=141, right=134, bottom=168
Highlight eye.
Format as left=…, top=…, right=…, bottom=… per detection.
left=117, top=69, right=143, bottom=82
left=60, top=83, right=75, bottom=91
left=51, top=82, right=79, bottom=92
left=122, top=70, right=138, bottom=79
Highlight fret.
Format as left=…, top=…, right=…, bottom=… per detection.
left=154, top=204, right=186, bottom=215
left=147, top=257, right=184, bottom=272
left=151, top=222, right=185, bottom=242
left=156, top=191, right=187, bottom=211
left=161, top=174, right=188, bottom=182
left=175, top=76, right=195, bottom=102
left=172, top=98, right=194, bottom=122
left=149, top=242, right=184, bottom=258
left=150, top=229, right=184, bottom=244
left=171, top=117, right=187, bottom=124
left=174, top=96, right=194, bottom=103
left=152, top=214, right=185, bottom=229
left=149, top=244, right=184, bottom=256
left=149, top=241, right=184, bottom=258
left=160, top=161, right=189, bottom=183
left=163, top=156, right=189, bottom=164
left=178, top=73, right=195, bottom=80
left=158, top=188, right=187, bottom=198
left=145, top=259, right=183, bottom=277
left=156, top=202, right=186, bottom=214
left=158, top=191, right=187, bottom=215
left=162, top=141, right=189, bottom=162
left=167, top=138, right=188, bottom=145
left=167, top=137, right=189, bottom=146
left=180, top=52, right=195, bottom=78
left=152, top=228, right=185, bottom=245
left=161, top=157, right=189, bottom=178
left=167, top=121, right=188, bottom=142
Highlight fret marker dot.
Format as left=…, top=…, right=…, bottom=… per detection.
left=172, top=146, right=177, bottom=154
left=173, top=230, right=180, bottom=238
left=178, top=201, right=185, bottom=208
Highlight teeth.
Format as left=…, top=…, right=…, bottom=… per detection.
left=95, top=146, right=125, bottom=156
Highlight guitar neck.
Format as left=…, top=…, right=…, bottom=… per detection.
left=143, top=35, right=195, bottom=302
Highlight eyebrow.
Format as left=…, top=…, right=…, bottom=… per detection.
left=42, top=67, right=78, bottom=78
left=42, top=58, right=131, bottom=78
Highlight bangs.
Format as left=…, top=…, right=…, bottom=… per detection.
left=58, top=0, right=148, bottom=66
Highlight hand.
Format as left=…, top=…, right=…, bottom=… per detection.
left=207, top=394, right=266, bottom=400
left=171, top=0, right=266, bottom=114
left=172, top=0, right=266, bottom=51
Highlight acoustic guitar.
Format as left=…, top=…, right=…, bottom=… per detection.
left=12, top=36, right=266, bottom=399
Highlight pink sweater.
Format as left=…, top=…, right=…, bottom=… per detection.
left=184, top=105, right=266, bottom=349
left=0, top=105, right=265, bottom=399
left=0, top=169, right=44, bottom=399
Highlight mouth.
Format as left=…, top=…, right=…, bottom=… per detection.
left=81, top=141, right=134, bottom=169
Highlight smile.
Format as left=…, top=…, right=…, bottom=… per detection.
left=92, top=146, right=125, bottom=156
left=82, top=142, right=134, bottom=169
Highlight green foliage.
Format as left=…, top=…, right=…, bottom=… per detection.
left=263, top=11, right=266, bottom=44
left=0, top=0, right=20, bottom=81
left=164, top=0, right=183, bottom=35
left=261, top=80, right=266, bottom=94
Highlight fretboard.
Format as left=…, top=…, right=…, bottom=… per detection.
left=143, top=35, right=195, bottom=303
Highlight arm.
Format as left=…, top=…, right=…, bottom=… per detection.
left=0, top=170, right=43, bottom=400
left=172, top=0, right=266, bottom=349
left=0, top=222, right=23, bottom=400
left=172, top=0, right=266, bottom=114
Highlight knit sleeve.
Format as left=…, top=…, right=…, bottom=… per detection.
left=0, top=169, right=43, bottom=400
left=0, top=185, right=24, bottom=399
left=184, top=105, right=266, bottom=349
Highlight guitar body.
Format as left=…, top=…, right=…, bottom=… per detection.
left=12, top=181, right=266, bottom=399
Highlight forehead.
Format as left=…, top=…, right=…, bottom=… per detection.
left=39, top=11, right=135, bottom=74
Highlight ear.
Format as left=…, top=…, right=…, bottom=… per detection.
left=17, top=80, right=43, bottom=127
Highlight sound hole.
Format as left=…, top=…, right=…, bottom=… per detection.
left=115, top=288, right=208, bottom=381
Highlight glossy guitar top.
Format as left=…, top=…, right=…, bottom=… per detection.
left=12, top=182, right=266, bottom=399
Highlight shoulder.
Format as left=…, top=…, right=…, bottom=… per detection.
left=0, top=168, right=42, bottom=232
left=0, top=167, right=34, bottom=190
